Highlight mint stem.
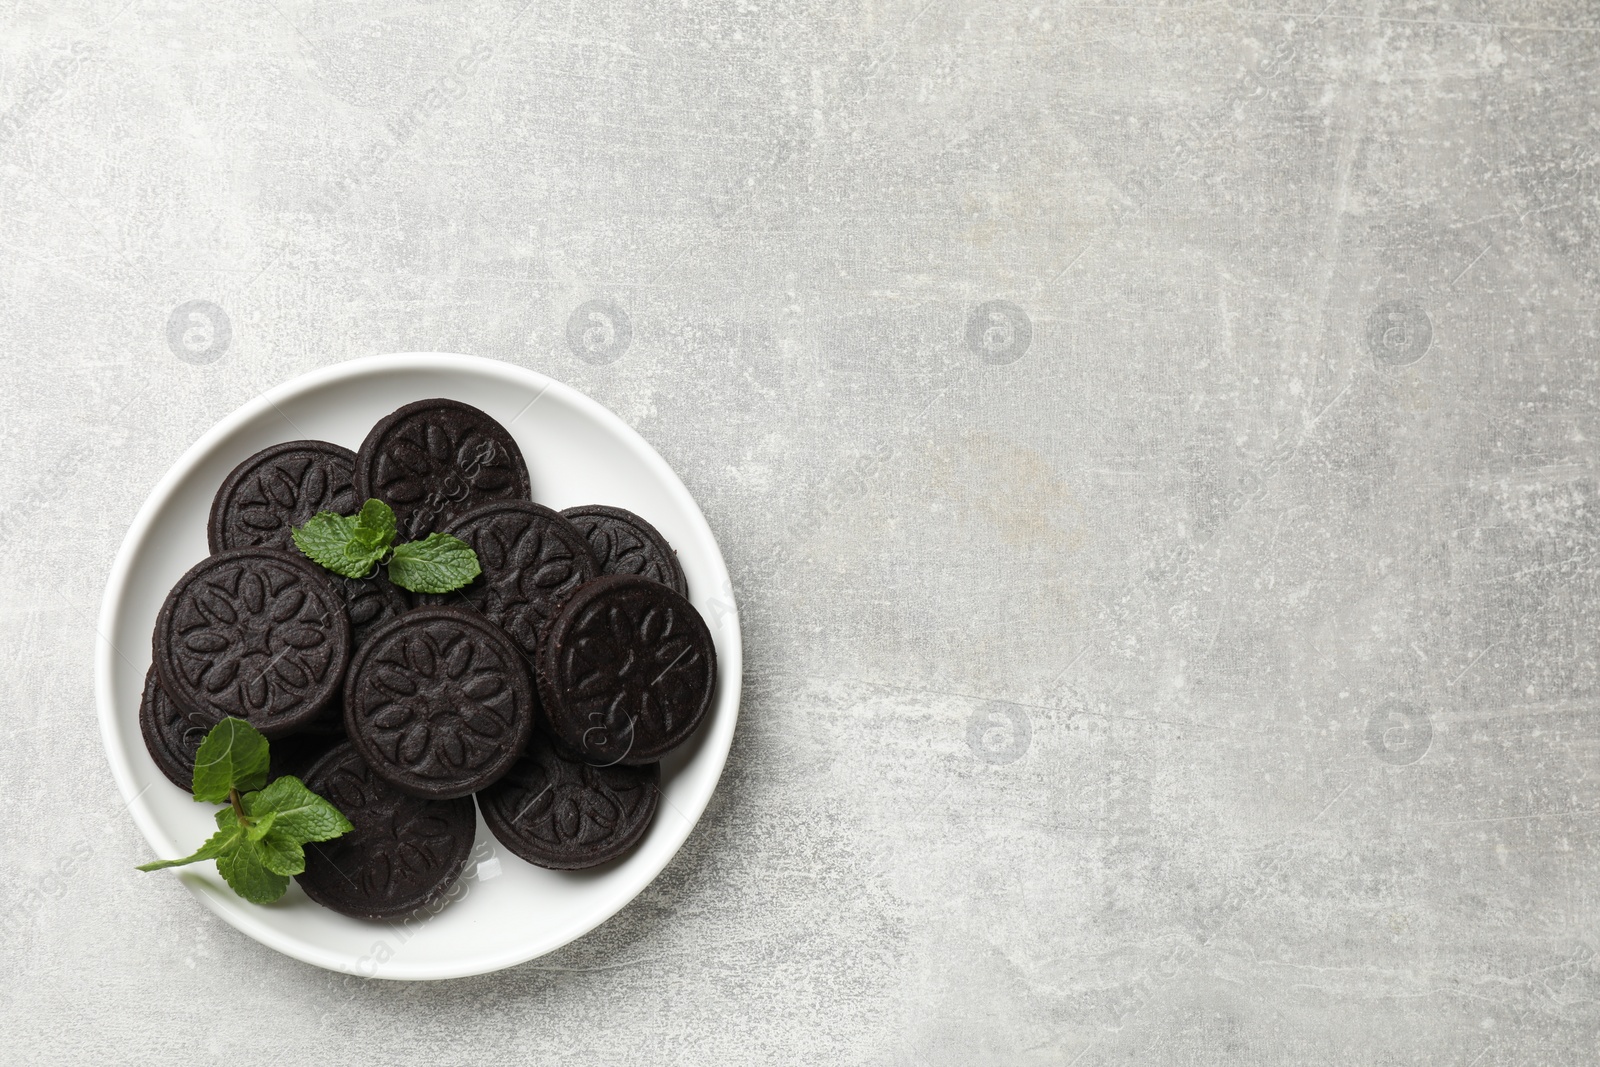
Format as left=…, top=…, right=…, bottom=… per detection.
left=229, top=787, right=249, bottom=828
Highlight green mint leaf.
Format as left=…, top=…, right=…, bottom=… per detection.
left=292, top=503, right=397, bottom=579
left=343, top=542, right=386, bottom=572
left=191, top=718, right=270, bottom=803
left=140, top=738, right=355, bottom=904
left=135, top=824, right=243, bottom=872
left=253, top=827, right=307, bottom=876
left=351, top=498, right=397, bottom=552
left=216, top=839, right=290, bottom=903
left=244, top=811, right=278, bottom=841
left=242, top=776, right=353, bottom=843
left=387, top=533, right=481, bottom=593
left=291, top=511, right=372, bottom=578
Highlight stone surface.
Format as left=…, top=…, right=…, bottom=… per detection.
left=3, top=0, right=1599, bottom=1063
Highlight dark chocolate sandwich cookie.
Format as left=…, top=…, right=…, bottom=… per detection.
left=297, top=742, right=476, bottom=920
left=344, top=607, right=537, bottom=799
left=560, top=505, right=687, bottom=596
left=537, top=575, right=716, bottom=766
left=268, top=728, right=346, bottom=782
left=354, top=398, right=531, bottom=541
left=326, top=570, right=410, bottom=650
left=479, top=741, right=660, bottom=869
left=420, top=501, right=598, bottom=659
left=154, top=549, right=351, bottom=739
left=141, top=664, right=343, bottom=787
left=291, top=690, right=350, bottom=737
left=208, top=440, right=358, bottom=553
left=139, top=666, right=223, bottom=789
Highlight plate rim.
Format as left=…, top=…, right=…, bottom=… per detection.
left=95, top=352, right=742, bottom=980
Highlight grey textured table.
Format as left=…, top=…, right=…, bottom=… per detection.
left=4, top=1, right=1599, bottom=1063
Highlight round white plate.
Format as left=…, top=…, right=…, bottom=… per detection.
left=96, top=353, right=741, bottom=980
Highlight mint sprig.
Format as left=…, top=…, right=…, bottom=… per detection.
left=291, top=512, right=369, bottom=577
left=191, top=716, right=269, bottom=803
left=351, top=498, right=397, bottom=553
left=136, top=718, right=352, bottom=905
left=388, top=533, right=482, bottom=593
left=290, top=498, right=480, bottom=593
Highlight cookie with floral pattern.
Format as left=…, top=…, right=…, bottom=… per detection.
left=297, top=742, right=476, bottom=920
left=343, top=607, right=536, bottom=799
left=479, top=739, right=659, bottom=869
left=324, top=569, right=410, bottom=650
left=207, top=440, right=359, bottom=553
left=560, top=504, right=687, bottom=596
left=419, top=501, right=598, bottom=659
left=138, top=665, right=223, bottom=789
left=354, top=398, right=531, bottom=542
left=154, top=549, right=351, bottom=739
left=537, top=575, right=716, bottom=766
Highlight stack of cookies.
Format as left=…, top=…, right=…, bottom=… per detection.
left=142, top=399, right=717, bottom=919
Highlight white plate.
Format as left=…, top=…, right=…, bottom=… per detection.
left=95, top=353, right=741, bottom=980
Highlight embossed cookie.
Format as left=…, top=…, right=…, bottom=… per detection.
left=354, top=398, right=531, bottom=542
left=139, top=666, right=223, bottom=789
left=560, top=505, right=687, bottom=596
left=292, top=690, right=350, bottom=737
left=154, top=549, right=351, bottom=739
left=343, top=607, right=537, bottom=799
left=297, top=742, right=476, bottom=920
left=268, top=728, right=347, bottom=782
left=325, top=570, right=410, bottom=650
left=140, top=666, right=345, bottom=788
left=207, top=440, right=358, bottom=553
left=479, top=741, right=660, bottom=869
left=537, top=575, right=717, bottom=766
left=420, top=501, right=598, bottom=659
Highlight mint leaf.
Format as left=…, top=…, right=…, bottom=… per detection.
left=191, top=718, right=270, bottom=803
left=293, top=500, right=398, bottom=579
left=243, top=775, right=353, bottom=843
left=253, top=827, right=307, bottom=877
left=387, top=532, right=481, bottom=593
left=291, top=511, right=370, bottom=578
left=135, top=824, right=243, bottom=872
left=351, top=498, right=397, bottom=552
left=216, top=839, right=290, bottom=903
left=136, top=819, right=291, bottom=902
left=240, top=777, right=353, bottom=877
left=140, top=726, right=353, bottom=906
left=244, top=811, right=278, bottom=841
left=293, top=499, right=476, bottom=592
